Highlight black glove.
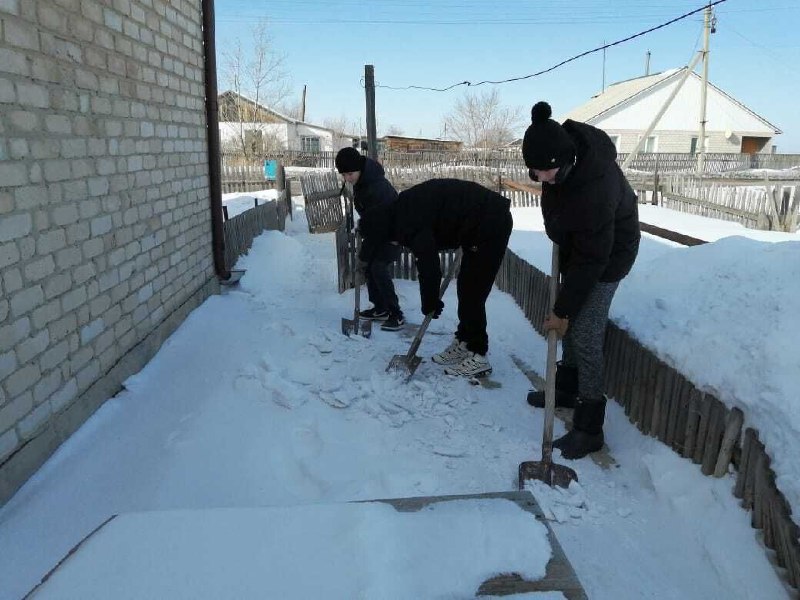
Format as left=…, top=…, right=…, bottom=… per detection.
left=422, top=299, right=444, bottom=319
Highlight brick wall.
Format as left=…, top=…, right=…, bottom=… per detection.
left=0, top=0, right=217, bottom=503
left=609, top=129, right=750, bottom=154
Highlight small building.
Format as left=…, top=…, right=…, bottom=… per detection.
left=561, top=68, right=781, bottom=154
left=377, top=135, right=463, bottom=153
left=218, top=91, right=355, bottom=153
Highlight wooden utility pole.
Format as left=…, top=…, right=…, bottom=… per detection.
left=364, top=65, right=377, bottom=161
left=697, top=5, right=712, bottom=173
left=300, top=85, right=307, bottom=122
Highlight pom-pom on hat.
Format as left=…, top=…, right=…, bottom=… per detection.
left=521, top=102, right=576, bottom=170
left=335, top=147, right=365, bottom=174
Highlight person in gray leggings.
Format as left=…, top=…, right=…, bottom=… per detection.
left=522, top=101, right=641, bottom=459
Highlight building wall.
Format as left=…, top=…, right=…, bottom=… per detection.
left=605, top=129, right=768, bottom=154
left=0, top=0, right=216, bottom=503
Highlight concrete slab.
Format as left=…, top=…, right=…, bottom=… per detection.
left=25, top=491, right=586, bottom=599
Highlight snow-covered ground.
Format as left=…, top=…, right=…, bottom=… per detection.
left=0, top=197, right=797, bottom=599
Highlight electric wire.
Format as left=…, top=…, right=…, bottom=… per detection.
left=374, top=0, right=729, bottom=92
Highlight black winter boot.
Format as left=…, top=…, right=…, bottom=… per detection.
left=527, top=362, right=579, bottom=408
left=552, top=396, right=606, bottom=459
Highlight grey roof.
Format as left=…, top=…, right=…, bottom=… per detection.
left=562, top=68, right=781, bottom=134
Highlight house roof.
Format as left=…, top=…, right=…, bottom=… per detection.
left=562, top=68, right=781, bottom=134
left=381, top=135, right=461, bottom=144
left=218, top=90, right=356, bottom=135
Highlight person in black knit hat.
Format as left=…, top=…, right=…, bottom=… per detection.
left=522, top=101, right=640, bottom=460
left=335, top=147, right=404, bottom=331
left=359, top=179, right=513, bottom=379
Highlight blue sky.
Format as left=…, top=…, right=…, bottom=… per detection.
left=214, top=0, right=800, bottom=152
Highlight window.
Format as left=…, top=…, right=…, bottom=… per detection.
left=690, top=136, right=709, bottom=155
left=301, top=136, right=320, bottom=152
left=638, top=135, right=657, bottom=152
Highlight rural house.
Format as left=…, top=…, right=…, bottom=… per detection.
left=561, top=68, right=781, bottom=155
left=218, top=90, right=355, bottom=154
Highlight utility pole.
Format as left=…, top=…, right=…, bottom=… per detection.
left=697, top=5, right=712, bottom=173
left=645, top=50, right=651, bottom=76
left=300, top=85, right=306, bottom=122
left=364, top=65, right=377, bottom=161
left=601, top=42, right=606, bottom=92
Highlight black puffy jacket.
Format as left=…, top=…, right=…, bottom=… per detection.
left=355, top=158, right=399, bottom=262
left=360, top=178, right=511, bottom=312
left=541, top=120, right=640, bottom=319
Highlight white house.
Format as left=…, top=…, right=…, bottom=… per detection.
left=561, top=68, right=781, bottom=154
left=218, top=91, right=355, bottom=153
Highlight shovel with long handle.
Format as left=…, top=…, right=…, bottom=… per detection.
left=518, top=243, right=578, bottom=489
left=341, top=194, right=371, bottom=338
left=386, top=249, right=463, bottom=380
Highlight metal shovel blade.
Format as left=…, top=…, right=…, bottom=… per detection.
left=518, top=460, right=578, bottom=490
left=341, top=317, right=372, bottom=338
left=386, top=354, right=422, bottom=379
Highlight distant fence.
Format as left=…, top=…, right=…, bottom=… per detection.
left=221, top=164, right=276, bottom=194
left=221, top=150, right=800, bottom=175
left=658, top=175, right=800, bottom=232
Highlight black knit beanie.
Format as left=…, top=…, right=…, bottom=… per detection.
left=335, top=147, right=365, bottom=174
left=521, top=102, right=576, bottom=170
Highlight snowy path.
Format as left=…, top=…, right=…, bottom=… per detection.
left=0, top=201, right=789, bottom=599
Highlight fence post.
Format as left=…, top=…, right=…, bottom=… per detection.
left=653, top=155, right=660, bottom=205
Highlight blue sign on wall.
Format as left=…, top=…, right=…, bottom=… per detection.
left=264, top=159, right=278, bottom=180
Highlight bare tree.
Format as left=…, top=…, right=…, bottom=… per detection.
left=324, top=115, right=361, bottom=137
left=442, top=89, right=523, bottom=150
left=218, top=21, right=291, bottom=156
left=384, top=124, right=405, bottom=136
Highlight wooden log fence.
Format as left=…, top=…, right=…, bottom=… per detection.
left=222, top=190, right=289, bottom=271
left=299, top=171, right=345, bottom=234
left=494, top=248, right=800, bottom=592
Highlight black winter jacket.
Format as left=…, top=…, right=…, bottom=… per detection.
left=541, top=120, right=640, bottom=319
left=355, top=158, right=399, bottom=262
left=362, top=178, right=511, bottom=313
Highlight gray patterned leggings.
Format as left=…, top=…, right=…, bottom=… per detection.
left=562, top=281, right=620, bottom=398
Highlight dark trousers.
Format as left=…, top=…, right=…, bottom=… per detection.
left=366, top=243, right=401, bottom=316
left=562, top=280, right=619, bottom=398
left=455, top=210, right=513, bottom=355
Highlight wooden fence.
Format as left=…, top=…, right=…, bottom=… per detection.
left=494, top=249, right=800, bottom=593
left=222, top=176, right=290, bottom=271
left=221, top=150, right=800, bottom=175
left=662, top=175, right=800, bottom=232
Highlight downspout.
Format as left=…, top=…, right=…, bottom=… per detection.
left=201, top=0, right=230, bottom=279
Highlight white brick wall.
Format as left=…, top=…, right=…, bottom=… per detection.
left=0, top=0, right=215, bottom=487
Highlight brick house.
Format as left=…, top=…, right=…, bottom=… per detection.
left=0, top=0, right=223, bottom=503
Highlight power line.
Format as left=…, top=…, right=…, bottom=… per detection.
left=375, top=0, right=729, bottom=92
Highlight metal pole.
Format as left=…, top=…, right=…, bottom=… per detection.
left=621, top=51, right=703, bottom=171
left=364, top=65, right=377, bottom=161
left=697, top=6, right=712, bottom=173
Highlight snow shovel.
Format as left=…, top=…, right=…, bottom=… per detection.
left=341, top=228, right=372, bottom=338
left=518, top=243, right=578, bottom=490
left=386, top=249, right=463, bottom=380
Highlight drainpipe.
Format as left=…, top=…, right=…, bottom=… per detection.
left=201, top=0, right=230, bottom=279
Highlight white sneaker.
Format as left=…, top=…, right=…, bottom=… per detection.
left=432, top=339, right=470, bottom=365
left=444, top=353, right=492, bottom=378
